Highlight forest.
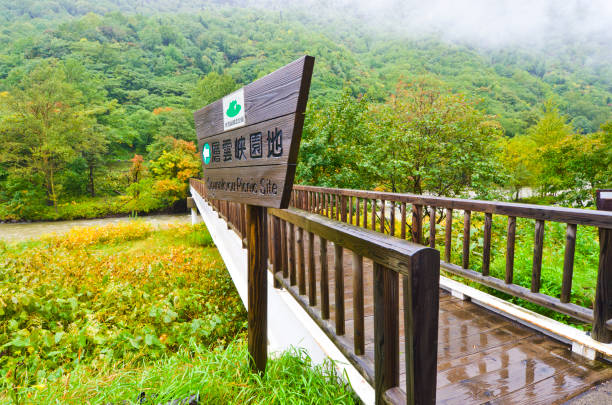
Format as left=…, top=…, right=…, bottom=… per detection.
left=0, top=0, right=611, bottom=221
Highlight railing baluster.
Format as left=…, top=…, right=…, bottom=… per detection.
left=363, top=198, right=368, bottom=229
left=561, top=223, right=577, bottom=303
left=371, top=199, right=377, bottom=231
left=349, top=196, right=354, bottom=224
left=356, top=197, right=360, bottom=226
left=352, top=252, right=364, bottom=355
left=506, top=216, right=516, bottom=284
left=445, top=208, right=453, bottom=263
left=289, top=223, right=296, bottom=286
left=374, top=263, right=399, bottom=405
left=531, top=219, right=545, bottom=293
left=297, top=227, right=306, bottom=295
left=412, top=204, right=423, bottom=244
left=335, top=194, right=340, bottom=221
left=463, top=210, right=471, bottom=269
left=429, top=206, right=436, bottom=248
left=323, top=193, right=327, bottom=216
left=308, top=231, right=316, bottom=306
left=272, top=216, right=282, bottom=289
left=380, top=199, right=386, bottom=234
left=401, top=202, right=407, bottom=239
left=341, top=195, right=348, bottom=223
left=281, top=220, right=288, bottom=279
left=334, top=243, right=344, bottom=335
left=320, top=236, right=330, bottom=319
left=388, top=201, right=395, bottom=236
left=483, top=213, right=492, bottom=276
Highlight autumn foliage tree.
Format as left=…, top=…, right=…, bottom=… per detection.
left=126, top=139, right=201, bottom=212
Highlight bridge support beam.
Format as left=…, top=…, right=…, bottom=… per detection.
left=247, top=205, right=268, bottom=373
left=187, top=197, right=201, bottom=225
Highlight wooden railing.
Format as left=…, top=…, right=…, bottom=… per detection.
left=290, top=185, right=612, bottom=343
left=190, top=178, right=441, bottom=404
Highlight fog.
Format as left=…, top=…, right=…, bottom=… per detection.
left=253, top=0, right=612, bottom=51
left=349, top=0, right=612, bottom=47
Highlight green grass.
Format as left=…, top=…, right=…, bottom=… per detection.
left=1, top=223, right=357, bottom=404
left=13, top=339, right=357, bottom=404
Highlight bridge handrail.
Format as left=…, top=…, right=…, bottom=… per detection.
left=190, top=178, right=440, bottom=405
left=289, top=184, right=612, bottom=342
left=293, top=185, right=612, bottom=228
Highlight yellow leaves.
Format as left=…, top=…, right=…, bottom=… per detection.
left=1, top=223, right=246, bottom=385
left=44, top=222, right=153, bottom=249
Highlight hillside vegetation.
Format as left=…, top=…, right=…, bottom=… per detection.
left=0, top=222, right=356, bottom=403
left=0, top=1, right=610, bottom=221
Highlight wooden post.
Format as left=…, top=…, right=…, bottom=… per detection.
left=374, top=263, right=399, bottom=405
left=593, top=190, right=612, bottom=342
left=247, top=205, right=268, bottom=373
left=405, top=248, right=440, bottom=405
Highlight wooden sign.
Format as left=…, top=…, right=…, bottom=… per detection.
left=194, top=56, right=315, bottom=209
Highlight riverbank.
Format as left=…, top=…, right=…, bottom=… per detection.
left=0, top=213, right=190, bottom=242
left=0, top=194, right=188, bottom=224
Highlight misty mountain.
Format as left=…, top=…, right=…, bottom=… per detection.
left=0, top=0, right=610, bottom=136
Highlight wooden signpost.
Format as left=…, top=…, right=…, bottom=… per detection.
left=194, top=56, right=315, bottom=373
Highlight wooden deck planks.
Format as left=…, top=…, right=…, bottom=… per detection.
left=279, top=227, right=611, bottom=404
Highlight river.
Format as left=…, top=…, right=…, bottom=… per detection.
left=0, top=214, right=191, bottom=242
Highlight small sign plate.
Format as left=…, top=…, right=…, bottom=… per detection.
left=222, top=88, right=246, bottom=131
left=597, top=189, right=612, bottom=211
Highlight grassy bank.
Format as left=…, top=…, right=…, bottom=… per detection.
left=0, top=195, right=185, bottom=223
left=0, top=222, right=356, bottom=404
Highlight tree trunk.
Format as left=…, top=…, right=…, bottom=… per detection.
left=49, top=165, right=58, bottom=212
left=89, top=165, right=95, bottom=197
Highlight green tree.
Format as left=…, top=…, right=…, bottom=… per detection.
left=297, top=91, right=377, bottom=189
left=371, top=80, right=506, bottom=197
left=499, top=135, right=537, bottom=200
left=526, top=102, right=575, bottom=195
left=190, top=72, right=237, bottom=109
left=0, top=62, right=93, bottom=208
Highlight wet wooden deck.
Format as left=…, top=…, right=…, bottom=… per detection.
left=280, top=238, right=612, bottom=404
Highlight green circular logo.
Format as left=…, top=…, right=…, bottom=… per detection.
left=202, top=143, right=211, bottom=165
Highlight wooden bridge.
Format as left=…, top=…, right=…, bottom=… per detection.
left=189, top=179, right=612, bottom=404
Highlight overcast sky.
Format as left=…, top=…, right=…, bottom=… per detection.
left=258, top=0, right=612, bottom=49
